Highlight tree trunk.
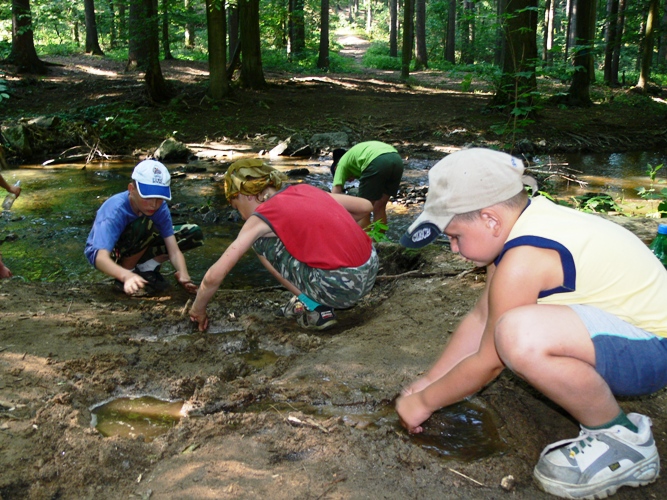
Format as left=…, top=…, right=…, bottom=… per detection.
left=543, top=0, right=556, bottom=65
left=491, top=0, right=538, bottom=111
left=84, top=0, right=105, bottom=55
left=401, top=0, right=414, bottom=79
left=445, top=0, right=456, bottom=63
left=185, top=0, right=195, bottom=48
left=611, top=0, right=626, bottom=84
left=366, top=0, right=372, bottom=32
left=658, top=6, right=667, bottom=68
left=495, top=0, right=504, bottom=66
left=635, top=0, right=659, bottom=91
left=107, top=0, right=116, bottom=48
left=317, top=0, right=330, bottom=70
left=603, top=0, right=619, bottom=85
left=288, top=0, right=305, bottom=59
left=9, top=0, right=47, bottom=74
left=228, top=4, right=239, bottom=60
left=460, top=1, right=475, bottom=64
left=127, top=0, right=148, bottom=71
left=239, top=0, right=266, bottom=89
left=414, top=0, right=427, bottom=70
left=566, top=0, right=597, bottom=107
left=389, top=0, right=398, bottom=57
left=206, top=0, right=229, bottom=99
left=564, top=0, right=574, bottom=62
left=162, top=0, right=174, bottom=60
left=144, top=0, right=171, bottom=102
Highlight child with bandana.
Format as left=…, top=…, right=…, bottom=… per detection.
left=189, top=159, right=379, bottom=331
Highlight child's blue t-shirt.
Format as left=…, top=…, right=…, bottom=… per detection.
left=84, top=191, right=174, bottom=267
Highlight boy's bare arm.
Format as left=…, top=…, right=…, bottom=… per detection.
left=94, top=249, right=147, bottom=294
left=164, top=235, right=197, bottom=293
left=190, top=217, right=271, bottom=330
left=398, top=246, right=562, bottom=432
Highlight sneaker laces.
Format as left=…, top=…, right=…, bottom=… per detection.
left=539, top=427, right=609, bottom=459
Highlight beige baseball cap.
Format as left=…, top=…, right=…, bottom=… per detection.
left=400, top=148, right=537, bottom=248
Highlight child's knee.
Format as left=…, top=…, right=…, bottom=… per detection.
left=494, top=308, right=541, bottom=369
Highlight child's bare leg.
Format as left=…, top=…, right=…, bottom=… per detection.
left=494, top=304, right=621, bottom=426
left=371, top=194, right=390, bottom=228
left=118, top=248, right=148, bottom=270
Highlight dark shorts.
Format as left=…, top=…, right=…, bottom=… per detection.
left=570, top=304, right=667, bottom=396
left=111, top=218, right=203, bottom=264
left=252, top=237, right=379, bottom=309
left=358, top=152, right=404, bottom=201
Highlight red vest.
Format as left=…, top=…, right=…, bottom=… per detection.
left=254, top=184, right=372, bottom=269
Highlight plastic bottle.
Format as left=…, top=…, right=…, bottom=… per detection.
left=649, top=223, right=667, bottom=269
left=2, top=180, right=20, bottom=211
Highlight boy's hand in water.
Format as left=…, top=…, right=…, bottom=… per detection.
left=175, top=271, right=198, bottom=294
left=189, top=304, right=209, bottom=332
left=123, top=273, right=147, bottom=295
left=396, top=392, right=433, bottom=434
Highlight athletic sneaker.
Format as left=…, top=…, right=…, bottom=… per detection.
left=277, top=296, right=306, bottom=318
left=533, top=413, right=659, bottom=499
left=297, top=306, right=337, bottom=330
left=136, top=266, right=171, bottom=293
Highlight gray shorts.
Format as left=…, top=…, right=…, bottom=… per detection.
left=253, top=237, right=379, bottom=309
left=570, top=304, right=667, bottom=396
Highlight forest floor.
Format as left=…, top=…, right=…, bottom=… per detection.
left=1, top=33, right=667, bottom=500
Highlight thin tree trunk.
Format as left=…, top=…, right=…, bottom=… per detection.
left=84, top=0, right=105, bottom=55
left=9, top=0, right=47, bottom=74
left=162, top=0, right=174, bottom=60
left=239, top=0, right=266, bottom=89
left=389, top=0, right=398, bottom=57
left=185, top=0, right=195, bottom=48
left=317, top=0, right=330, bottom=69
left=127, top=0, right=147, bottom=71
left=414, top=0, right=427, bottom=70
left=446, top=0, right=456, bottom=63
left=543, top=0, right=555, bottom=65
left=611, top=0, right=626, bottom=85
left=491, top=0, right=538, bottom=110
left=228, top=4, right=239, bottom=60
left=401, top=0, right=414, bottom=79
left=636, top=0, right=659, bottom=91
left=566, top=0, right=597, bottom=106
left=206, top=0, right=229, bottom=99
left=144, top=0, right=171, bottom=102
left=603, top=0, right=619, bottom=85
left=107, top=0, right=116, bottom=48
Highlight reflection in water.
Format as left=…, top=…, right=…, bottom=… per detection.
left=411, top=401, right=505, bottom=461
left=1, top=151, right=664, bottom=283
left=91, top=396, right=184, bottom=442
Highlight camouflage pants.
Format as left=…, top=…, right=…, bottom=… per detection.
left=111, top=218, right=203, bottom=264
left=252, top=237, right=379, bottom=309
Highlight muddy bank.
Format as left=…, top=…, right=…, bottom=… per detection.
left=1, top=229, right=667, bottom=499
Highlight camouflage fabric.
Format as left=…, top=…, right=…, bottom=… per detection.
left=111, top=218, right=203, bottom=263
left=253, top=236, right=378, bottom=309
left=224, top=159, right=287, bottom=201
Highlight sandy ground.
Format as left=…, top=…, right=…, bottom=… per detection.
left=1, top=217, right=667, bottom=499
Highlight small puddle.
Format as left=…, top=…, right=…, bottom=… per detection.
left=411, top=401, right=505, bottom=461
left=241, top=349, right=280, bottom=369
left=91, top=396, right=184, bottom=442
left=245, top=397, right=504, bottom=462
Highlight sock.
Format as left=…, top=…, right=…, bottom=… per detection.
left=298, top=293, right=321, bottom=312
left=136, top=259, right=160, bottom=272
left=583, top=410, right=638, bottom=433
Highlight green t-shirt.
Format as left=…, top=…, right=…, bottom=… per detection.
left=333, top=141, right=397, bottom=186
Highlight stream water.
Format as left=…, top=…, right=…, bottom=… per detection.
left=1, top=150, right=665, bottom=285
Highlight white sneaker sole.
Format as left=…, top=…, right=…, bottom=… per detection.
left=533, top=451, right=660, bottom=499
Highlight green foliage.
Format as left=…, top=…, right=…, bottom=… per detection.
left=0, top=79, right=10, bottom=103
left=571, top=193, right=624, bottom=214
left=365, top=220, right=390, bottom=243
left=636, top=164, right=667, bottom=218
left=362, top=42, right=402, bottom=71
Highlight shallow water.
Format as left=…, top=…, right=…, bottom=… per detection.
left=91, top=396, right=184, bottom=442
left=1, top=151, right=664, bottom=284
